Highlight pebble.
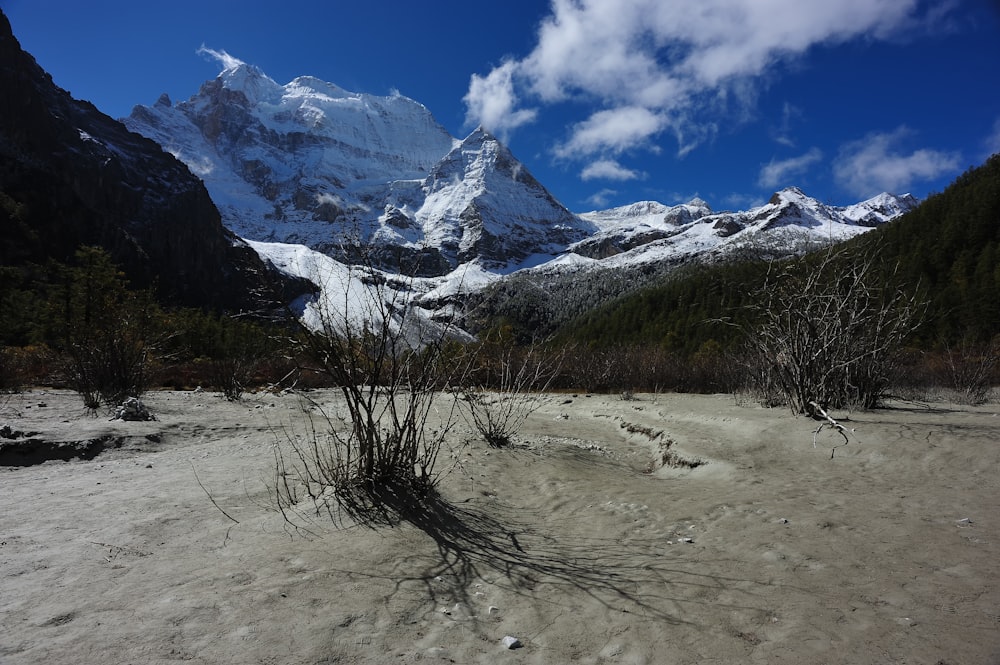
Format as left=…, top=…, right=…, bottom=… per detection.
left=501, top=636, right=522, bottom=649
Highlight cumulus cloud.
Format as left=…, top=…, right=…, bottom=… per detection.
left=581, top=159, right=643, bottom=181
left=758, top=148, right=823, bottom=189
left=464, top=0, right=932, bottom=175
left=556, top=107, right=664, bottom=158
left=833, top=128, right=960, bottom=197
left=462, top=60, right=537, bottom=137
left=197, top=45, right=245, bottom=72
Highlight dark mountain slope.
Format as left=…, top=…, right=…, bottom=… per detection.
left=0, top=10, right=307, bottom=311
left=858, top=154, right=1000, bottom=344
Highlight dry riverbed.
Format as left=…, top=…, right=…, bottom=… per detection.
left=2, top=389, right=998, bottom=664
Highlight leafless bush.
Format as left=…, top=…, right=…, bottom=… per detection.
left=0, top=345, right=17, bottom=419
left=272, top=257, right=466, bottom=522
left=461, top=333, right=562, bottom=447
left=940, top=336, right=1000, bottom=405
left=208, top=355, right=257, bottom=402
left=739, top=246, right=923, bottom=414
left=60, top=329, right=155, bottom=410
left=732, top=352, right=786, bottom=408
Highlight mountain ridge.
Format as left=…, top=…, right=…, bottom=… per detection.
left=123, top=57, right=918, bottom=321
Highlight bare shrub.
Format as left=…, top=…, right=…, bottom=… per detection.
left=206, top=320, right=278, bottom=401
left=60, top=321, right=157, bottom=410
left=739, top=245, right=923, bottom=414
left=733, top=351, right=786, bottom=408
left=940, top=336, right=1000, bottom=405
left=461, top=331, right=562, bottom=447
left=271, top=256, right=466, bottom=522
left=0, top=344, right=18, bottom=394
left=559, top=345, right=622, bottom=393
left=0, top=344, right=18, bottom=419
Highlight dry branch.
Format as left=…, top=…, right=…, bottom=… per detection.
left=808, top=400, right=854, bottom=458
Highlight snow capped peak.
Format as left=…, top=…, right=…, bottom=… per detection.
left=840, top=191, right=918, bottom=226
left=126, top=56, right=579, bottom=274
left=459, top=125, right=498, bottom=147
left=862, top=191, right=918, bottom=210
left=587, top=200, right=669, bottom=218
left=580, top=198, right=711, bottom=231
left=123, top=53, right=918, bottom=332
left=217, top=61, right=282, bottom=104
left=572, top=185, right=914, bottom=265
left=768, top=186, right=811, bottom=205
left=286, top=75, right=350, bottom=99
left=193, top=47, right=282, bottom=104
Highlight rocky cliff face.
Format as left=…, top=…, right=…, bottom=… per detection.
left=0, top=11, right=307, bottom=311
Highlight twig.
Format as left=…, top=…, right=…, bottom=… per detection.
left=191, top=462, right=240, bottom=524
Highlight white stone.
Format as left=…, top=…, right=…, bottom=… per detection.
left=502, top=636, right=522, bottom=649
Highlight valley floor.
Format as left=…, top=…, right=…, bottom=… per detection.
left=1, top=389, right=998, bottom=664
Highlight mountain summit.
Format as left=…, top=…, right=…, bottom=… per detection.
left=124, top=56, right=917, bottom=324
left=126, top=62, right=585, bottom=276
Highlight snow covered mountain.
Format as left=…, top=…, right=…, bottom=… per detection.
left=125, top=61, right=588, bottom=277
left=123, top=58, right=917, bottom=330
left=564, top=187, right=918, bottom=271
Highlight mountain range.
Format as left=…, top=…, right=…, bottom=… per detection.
left=124, top=64, right=589, bottom=278
left=122, top=58, right=917, bottom=325
left=1, top=6, right=918, bottom=334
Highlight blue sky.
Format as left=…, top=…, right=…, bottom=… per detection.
left=4, top=0, right=1000, bottom=211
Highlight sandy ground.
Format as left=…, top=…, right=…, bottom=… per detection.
left=1, top=388, right=999, bottom=665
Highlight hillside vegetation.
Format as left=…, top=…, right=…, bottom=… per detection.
left=2, top=157, right=997, bottom=403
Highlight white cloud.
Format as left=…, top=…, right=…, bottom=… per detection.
left=556, top=106, right=664, bottom=158
left=758, top=148, right=823, bottom=189
left=581, top=159, right=643, bottom=181
left=462, top=60, right=537, bottom=137
left=464, top=0, right=934, bottom=173
left=197, top=45, right=245, bottom=72
left=833, top=128, right=960, bottom=197
left=585, top=188, right=618, bottom=208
